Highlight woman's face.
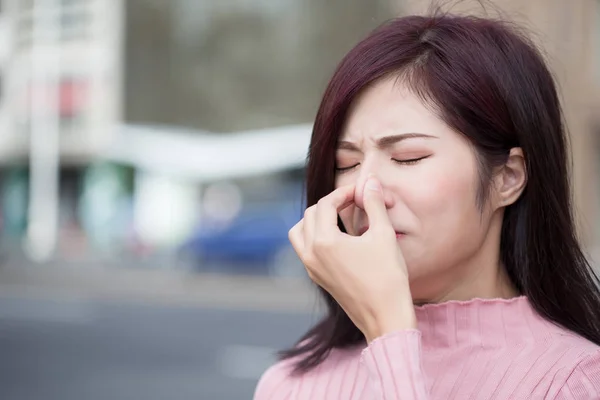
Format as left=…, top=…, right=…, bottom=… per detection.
left=335, top=78, right=500, bottom=301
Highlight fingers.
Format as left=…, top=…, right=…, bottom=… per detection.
left=288, top=219, right=305, bottom=258
left=362, top=176, right=393, bottom=233
left=289, top=185, right=354, bottom=274
left=315, top=184, right=355, bottom=236
left=303, top=205, right=317, bottom=252
left=289, top=214, right=318, bottom=282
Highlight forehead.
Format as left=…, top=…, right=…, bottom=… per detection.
left=340, top=78, right=452, bottom=142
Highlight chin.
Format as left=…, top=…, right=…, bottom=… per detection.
left=402, top=254, right=429, bottom=282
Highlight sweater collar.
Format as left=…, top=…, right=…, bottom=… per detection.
left=414, top=296, right=555, bottom=349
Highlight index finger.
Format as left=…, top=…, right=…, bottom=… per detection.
left=315, top=184, right=355, bottom=234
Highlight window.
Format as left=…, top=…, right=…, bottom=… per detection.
left=15, top=0, right=93, bottom=47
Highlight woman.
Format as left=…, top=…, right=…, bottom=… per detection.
left=254, top=11, right=600, bottom=400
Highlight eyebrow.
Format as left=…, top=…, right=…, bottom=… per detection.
left=336, top=133, right=437, bottom=151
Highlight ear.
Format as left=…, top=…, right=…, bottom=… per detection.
left=493, top=147, right=527, bottom=209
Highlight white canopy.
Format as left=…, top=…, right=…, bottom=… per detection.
left=104, top=123, right=313, bottom=182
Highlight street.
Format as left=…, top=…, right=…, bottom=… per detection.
left=0, top=266, right=320, bottom=400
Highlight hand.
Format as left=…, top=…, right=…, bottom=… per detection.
left=289, top=176, right=417, bottom=343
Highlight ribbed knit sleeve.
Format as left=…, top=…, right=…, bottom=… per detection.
left=554, top=350, right=600, bottom=399
left=360, top=330, right=429, bottom=400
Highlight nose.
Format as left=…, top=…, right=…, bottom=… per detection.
left=353, top=173, right=395, bottom=211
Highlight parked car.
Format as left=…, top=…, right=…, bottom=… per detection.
left=179, top=200, right=306, bottom=278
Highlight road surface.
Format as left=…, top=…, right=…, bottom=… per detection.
left=0, top=265, right=321, bottom=400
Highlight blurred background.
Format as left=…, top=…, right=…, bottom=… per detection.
left=0, top=0, right=599, bottom=399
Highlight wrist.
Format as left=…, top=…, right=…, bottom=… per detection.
left=365, top=299, right=417, bottom=343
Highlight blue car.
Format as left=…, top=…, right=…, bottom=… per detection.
left=180, top=200, right=306, bottom=277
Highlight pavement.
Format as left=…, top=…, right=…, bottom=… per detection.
left=0, top=261, right=320, bottom=312
left=0, top=262, right=324, bottom=400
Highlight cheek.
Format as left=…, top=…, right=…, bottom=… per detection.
left=412, top=151, right=478, bottom=212
left=405, top=171, right=475, bottom=213
left=435, top=178, right=479, bottom=234
left=401, top=160, right=483, bottom=264
left=402, top=158, right=480, bottom=244
left=335, top=174, right=353, bottom=190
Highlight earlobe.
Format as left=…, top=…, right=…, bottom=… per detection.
left=496, top=148, right=527, bottom=208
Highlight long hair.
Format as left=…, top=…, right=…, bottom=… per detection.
left=279, top=11, right=600, bottom=374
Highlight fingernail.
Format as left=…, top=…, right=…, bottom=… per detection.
left=366, top=177, right=381, bottom=192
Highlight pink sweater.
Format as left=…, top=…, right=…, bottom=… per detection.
left=254, top=296, right=600, bottom=399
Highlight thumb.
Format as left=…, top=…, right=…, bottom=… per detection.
left=363, top=176, right=393, bottom=232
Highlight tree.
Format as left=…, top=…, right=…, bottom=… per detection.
left=125, top=0, right=393, bottom=132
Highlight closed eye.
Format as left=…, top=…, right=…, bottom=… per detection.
left=335, top=163, right=359, bottom=173
left=335, top=156, right=429, bottom=173
left=393, top=155, right=430, bottom=165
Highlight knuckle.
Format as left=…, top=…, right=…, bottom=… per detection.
left=313, top=236, right=335, bottom=252
left=288, top=226, right=297, bottom=240
left=304, top=205, right=315, bottom=219
left=288, top=235, right=299, bottom=251
left=302, top=254, right=317, bottom=270
left=288, top=226, right=300, bottom=243
left=303, top=260, right=322, bottom=282
left=303, top=255, right=315, bottom=267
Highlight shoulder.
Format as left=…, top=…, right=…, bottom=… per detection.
left=556, top=331, right=600, bottom=375
left=253, top=346, right=363, bottom=400
left=548, top=325, right=600, bottom=357
left=543, top=323, right=600, bottom=367
left=571, top=346, right=600, bottom=372
left=253, top=357, right=297, bottom=400
left=553, top=346, right=600, bottom=399
left=545, top=328, right=600, bottom=398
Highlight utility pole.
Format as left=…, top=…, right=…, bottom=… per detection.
left=26, top=0, right=60, bottom=262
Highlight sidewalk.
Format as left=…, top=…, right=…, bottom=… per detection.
left=0, top=260, right=319, bottom=313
